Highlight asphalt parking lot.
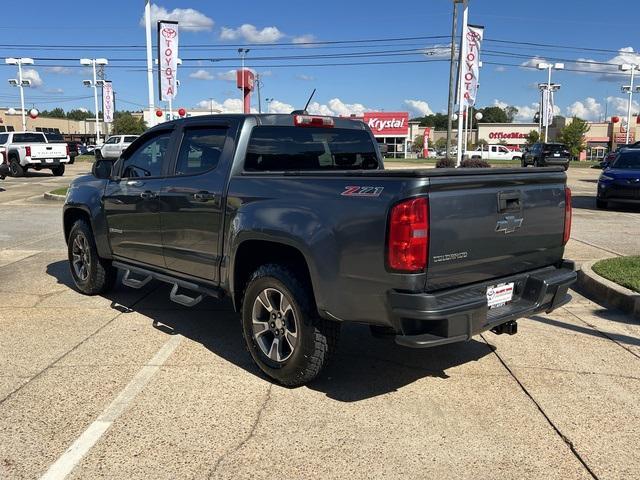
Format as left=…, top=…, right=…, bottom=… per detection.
left=1, top=163, right=639, bottom=479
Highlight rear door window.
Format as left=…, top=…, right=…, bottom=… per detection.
left=174, top=127, right=227, bottom=175
left=245, top=126, right=379, bottom=171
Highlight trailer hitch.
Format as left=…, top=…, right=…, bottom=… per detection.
left=491, top=320, right=518, bottom=335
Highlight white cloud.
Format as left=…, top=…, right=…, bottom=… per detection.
left=493, top=99, right=559, bottom=123
left=296, top=74, right=315, bottom=81
left=606, top=96, right=640, bottom=116
left=266, top=100, right=294, bottom=114
left=495, top=66, right=506, bottom=72
left=197, top=98, right=258, bottom=114
left=404, top=99, right=433, bottom=116
left=217, top=69, right=237, bottom=82
left=566, top=97, right=603, bottom=120
left=22, top=69, right=42, bottom=87
left=423, top=44, right=453, bottom=58
left=292, top=34, right=316, bottom=46
left=140, top=4, right=214, bottom=32
left=220, top=24, right=284, bottom=43
left=189, top=69, right=214, bottom=80
left=574, top=47, right=640, bottom=81
left=45, top=66, right=71, bottom=75
left=45, top=88, right=64, bottom=94
left=520, top=56, right=547, bottom=69
left=306, top=98, right=371, bottom=116
left=78, top=107, right=88, bottom=113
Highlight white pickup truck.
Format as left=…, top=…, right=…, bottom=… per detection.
left=96, top=134, right=139, bottom=160
left=469, top=144, right=522, bottom=161
left=0, top=131, right=69, bottom=177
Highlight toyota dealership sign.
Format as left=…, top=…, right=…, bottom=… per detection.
left=362, top=112, right=409, bottom=136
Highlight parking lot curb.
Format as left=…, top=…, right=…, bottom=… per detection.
left=577, top=260, right=640, bottom=319
left=43, top=192, right=65, bottom=202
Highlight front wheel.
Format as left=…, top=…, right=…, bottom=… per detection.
left=67, top=220, right=117, bottom=295
left=95, top=149, right=103, bottom=160
left=51, top=164, right=65, bottom=176
left=241, top=264, right=340, bottom=387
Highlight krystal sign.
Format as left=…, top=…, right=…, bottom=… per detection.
left=157, top=20, right=179, bottom=101
left=362, top=112, right=409, bottom=136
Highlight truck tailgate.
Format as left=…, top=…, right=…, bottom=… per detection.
left=425, top=169, right=568, bottom=291
left=31, top=143, right=67, bottom=159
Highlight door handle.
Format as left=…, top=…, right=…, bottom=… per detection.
left=140, top=190, right=157, bottom=200
left=193, top=191, right=216, bottom=202
left=126, top=180, right=144, bottom=187
left=497, top=191, right=522, bottom=212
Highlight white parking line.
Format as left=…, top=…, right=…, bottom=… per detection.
left=39, top=334, right=183, bottom=480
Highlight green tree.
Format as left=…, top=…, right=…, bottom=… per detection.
left=504, top=106, right=519, bottom=122
left=434, top=137, right=448, bottom=150
left=525, top=130, right=540, bottom=145
left=67, top=109, right=93, bottom=121
left=41, top=107, right=66, bottom=118
left=559, top=117, right=590, bottom=159
left=476, top=138, right=488, bottom=147
left=411, top=113, right=449, bottom=130
left=477, top=106, right=509, bottom=123
left=111, top=112, right=147, bottom=135
left=412, top=134, right=424, bottom=152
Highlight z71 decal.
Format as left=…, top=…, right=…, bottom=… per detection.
left=341, top=186, right=384, bottom=197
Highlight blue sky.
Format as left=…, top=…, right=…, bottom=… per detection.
left=0, top=0, right=639, bottom=121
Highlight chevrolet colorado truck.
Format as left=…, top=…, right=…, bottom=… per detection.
left=0, top=131, right=69, bottom=177
left=63, top=113, right=576, bottom=386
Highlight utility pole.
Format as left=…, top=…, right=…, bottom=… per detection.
left=256, top=73, right=262, bottom=114
left=446, top=0, right=460, bottom=160
left=5, top=57, right=34, bottom=131
left=145, top=0, right=155, bottom=127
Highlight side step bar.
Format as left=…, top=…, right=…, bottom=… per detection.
left=113, top=261, right=223, bottom=307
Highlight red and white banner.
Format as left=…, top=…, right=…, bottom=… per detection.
left=157, top=20, right=179, bottom=101
left=422, top=127, right=431, bottom=158
left=102, top=81, right=114, bottom=123
left=362, top=112, right=409, bottom=136
left=459, top=24, right=484, bottom=108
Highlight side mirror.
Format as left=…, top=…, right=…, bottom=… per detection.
left=92, top=159, right=113, bottom=179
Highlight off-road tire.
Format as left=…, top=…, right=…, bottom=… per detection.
left=9, top=158, right=24, bottom=177
left=241, top=264, right=340, bottom=387
left=94, top=150, right=102, bottom=160
left=68, top=220, right=117, bottom=295
left=51, top=164, right=65, bottom=176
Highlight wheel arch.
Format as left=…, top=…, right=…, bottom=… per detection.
left=231, top=239, right=315, bottom=313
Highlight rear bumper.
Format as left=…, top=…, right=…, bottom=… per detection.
left=25, top=158, right=69, bottom=166
left=541, top=157, right=569, bottom=166
left=388, top=261, right=576, bottom=348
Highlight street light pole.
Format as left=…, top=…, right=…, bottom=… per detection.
left=5, top=57, right=34, bottom=131
left=537, top=62, right=564, bottom=141
left=238, top=48, right=250, bottom=113
left=620, top=64, right=638, bottom=144
left=81, top=58, right=108, bottom=144
left=265, top=97, right=273, bottom=113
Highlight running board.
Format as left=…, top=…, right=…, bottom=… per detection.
left=113, top=261, right=223, bottom=306
left=122, top=269, right=152, bottom=289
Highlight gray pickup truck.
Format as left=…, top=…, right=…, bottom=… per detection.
left=63, top=113, right=576, bottom=386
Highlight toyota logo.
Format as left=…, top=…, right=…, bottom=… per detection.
left=161, top=27, right=177, bottom=39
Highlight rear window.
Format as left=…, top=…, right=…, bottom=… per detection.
left=544, top=144, right=568, bottom=152
left=612, top=151, right=640, bottom=169
left=13, top=133, right=46, bottom=143
left=45, top=133, right=64, bottom=142
left=245, top=126, right=379, bottom=171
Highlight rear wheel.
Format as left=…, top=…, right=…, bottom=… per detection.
left=596, top=198, right=608, bottom=209
left=67, top=220, right=117, bottom=295
left=241, top=264, right=340, bottom=387
left=51, top=164, right=65, bottom=176
left=9, top=159, right=24, bottom=177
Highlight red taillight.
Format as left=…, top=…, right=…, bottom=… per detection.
left=25, top=146, right=31, bottom=157
left=66, top=144, right=70, bottom=156
left=294, top=115, right=334, bottom=128
left=563, top=187, right=572, bottom=245
left=388, top=197, right=429, bottom=272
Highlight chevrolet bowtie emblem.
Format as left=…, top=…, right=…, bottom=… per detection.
left=496, top=215, right=524, bottom=234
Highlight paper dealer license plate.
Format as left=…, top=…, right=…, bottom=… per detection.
left=45, top=159, right=53, bottom=163
left=486, top=282, right=514, bottom=309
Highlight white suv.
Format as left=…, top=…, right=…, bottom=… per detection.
left=96, top=135, right=139, bottom=160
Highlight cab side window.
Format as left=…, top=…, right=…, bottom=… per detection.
left=105, top=137, right=119, bottom=144
left=0, top=133, right=8, bottom=145
left=174, top=127, right=226, bottom=176
left=120, top=132, right=172, bottom=178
